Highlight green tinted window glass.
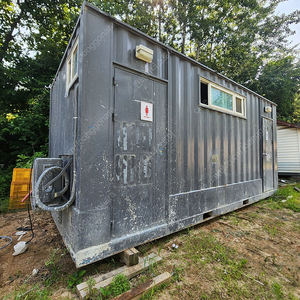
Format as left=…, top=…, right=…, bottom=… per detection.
left=211, top=87, right=233, bottom=110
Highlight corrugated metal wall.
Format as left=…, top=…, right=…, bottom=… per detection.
left=48, top=3, right=277, bottom=267
left=277, top=126, right=300, bottom=173
left=168, top=57, right=261, bottom=195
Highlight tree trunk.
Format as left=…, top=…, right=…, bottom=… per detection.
left=181, top=29, right=186, bottom=54
left=0, top=0, right=26, bottom=62
left=196, top=43, right=200, bottom=60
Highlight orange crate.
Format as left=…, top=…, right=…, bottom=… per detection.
left=12, top=168, right=32, bottom=183
left=9, top=198, right=30, bottom=209
left=10, top=183, right=31, bottom=194
left=9, top=168, right=32, bottom=210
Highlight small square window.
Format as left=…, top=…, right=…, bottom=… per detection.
left=236, top=97, right=243, bottom=114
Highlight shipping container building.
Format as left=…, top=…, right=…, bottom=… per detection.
left=32, top=2, right=278, bottom=267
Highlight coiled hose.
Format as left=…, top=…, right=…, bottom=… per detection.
left=0, top=236, right=12, bottom=250
left=34, top=158, right=76, bottom=212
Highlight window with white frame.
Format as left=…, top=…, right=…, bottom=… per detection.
left=66, top=39, right=79, bottom=90
left=200, top=78, right=246, bottom=117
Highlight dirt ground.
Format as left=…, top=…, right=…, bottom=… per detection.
left=0, top=186, right=300, bottom=299
left=157, top=202, right=300, bottom=299
left=0, top=210, right=76, bottom=298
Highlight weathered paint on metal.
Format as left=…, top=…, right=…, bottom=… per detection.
left=49, top=2, right=278, bottom=267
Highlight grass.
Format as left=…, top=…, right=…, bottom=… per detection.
left=2, top=183, right=300, bottom=300
left=7, top=285, right=52, bottom=300
left=265, top=184, right=300, bottom=212
left=83, top=273, right=131, bottom=300
left=44, top=249, right=62, bottom=287
left=154, top=184, right=300, bottom=299
left=3, top=249, right=64, bottom=300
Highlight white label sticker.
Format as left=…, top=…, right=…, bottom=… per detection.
left=141, top=101, right=153, bottom=122
left=266, top=131, right=269, bottom=141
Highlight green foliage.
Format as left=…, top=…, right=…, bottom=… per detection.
left=84, top=273, right=130, bottom=300
left=99, top=286, right=112, bottom=299
left=0, top=0, right=300, bottom=180
left=272, top=282, right=284, bottom=300
left=67, top=270, right=86, bottom=291
left=249, top=57, right=300, bottom=122
left=45, top=250, right=61, bottom=287
left=85, top=277, right=99, bottom=299
left=0, top=167, right=13, bottom=213
left=172, top=265, right=185, bottom=282
left=140, top=283, right=168, bottom=300
left=16, top=152, right=46, bottom=169
left=267, top=185, right=300, bottom=212
left=292, top=93, right=300, bottom=124
left=109, top=273, right=131, bottom=297
left=0, top=0, right=81, bottom=167
left=0, top=167, right=12, bottom=200
left=3, top=284, right=52, bottom=300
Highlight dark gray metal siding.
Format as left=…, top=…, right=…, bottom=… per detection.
left=49, top=2, right=277, bottom=267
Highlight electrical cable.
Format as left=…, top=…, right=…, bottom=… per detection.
left=26, top=199, right=34, bottom=244
left=44, top=158, right=72, bottom=189
left=25, top=164, right=34, bottom=244
left=0, top=236, right=12, bottom=250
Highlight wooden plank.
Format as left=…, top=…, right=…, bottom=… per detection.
left=118, top=248, right=139, bottom=266
left=77, top=253, right=162, bottom=299
left=112, top=272, right=172, bottom=300
left=77, top=254, right=155, bottom=292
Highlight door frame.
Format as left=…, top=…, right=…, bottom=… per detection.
left=261, top=116, right=275, bottom=192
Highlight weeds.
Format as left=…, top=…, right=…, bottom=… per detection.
left=3, top=184, right=300, bottom=300
left=67, top=270, right=86, bottom=291
left=263, top=224, right=277, bottom=236
left=172, top=265, right=185, bottom=282
left=267, top=185, right=300, bottom=212
left=44, top=249, right=61, bottom=287
left=85, top=277, right=99, bottom=299
left=140, top=283, right=168, bottom=300
left=109, top=274, right=130, bottom=296
left=85, top=274, right=131, bottom=300
left=3, top=284, right=51, bottom=300
left=272, top=282, right=284, bottom=300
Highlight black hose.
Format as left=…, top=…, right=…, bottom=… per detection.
left=25, top=163, right=34, bottom=244
left=26, top=199, right=34, bottom=244
left=0, top=236, right=12, bottom=250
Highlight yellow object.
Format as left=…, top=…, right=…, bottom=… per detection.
left=9, top=168, right=32, bottom=210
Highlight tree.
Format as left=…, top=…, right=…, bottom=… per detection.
left=186, top=0, right=300, bottom=84
left=292, top=92, right=300, bottom=124
left=0, top=0, right=81, bottom=166
left=1, top=0, right=300, bottom=170
left=249, top=56, right=300, bottom=122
